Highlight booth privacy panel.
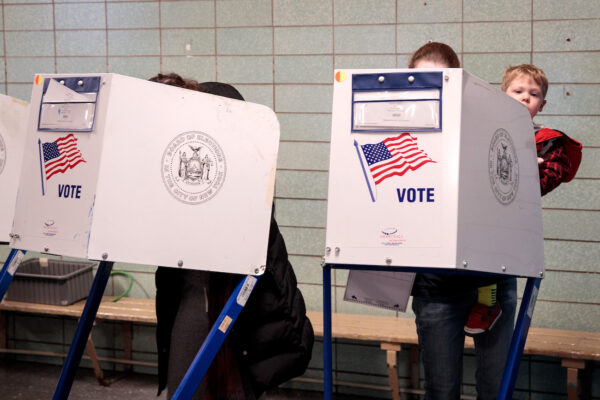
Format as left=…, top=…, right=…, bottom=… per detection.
left=0, top=94, right=29, bottom=241
left=11, top=74, right=279, bottom=275
left=325, top=69, right=544, bottom=278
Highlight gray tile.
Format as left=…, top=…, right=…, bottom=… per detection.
left=531, top=299, right=600, bottom=332
left=56, top=30, right=107, bottom=57
left=57, top=57, right=107, bottom=74
left=537, top=271, right=600, bottom=303
left=5, top=31, right=54, bottom=57
left=0, top=62, right=4, bottom=83
left=335, top=54, right=397, bottom=69
left=334, top=0, right=396, bottom=25
left=464, top=22, right=531, bottom=52
left=108, top=30, right=160, bottom=56
left=298, top=282, right=324, bottom=312
left=217, top=27, right=273, bottom=55
left=541, top=179, right=599, bottom=210
left=6, top=84, right=34, bottom=101
left=543, top=240, right=600, bottom=273
left=275, top=84, right=332, bottom=113
left=161, top=29, right=215, bottom=56
left=462, top=53, right=531, bottom=83
left=108, top=57, right=161, bottom=80
left=280, top=226, right=325, bottom=257
left=543, top=84, right=600, bottom=116
left=273, top=0, right=332, bottom=26
left=533, top=0, right=600, bottom=19
left=277, top=141, right=331, bottom=170
left=463, top=0, right=531, bottom=21
left=397, top=0, right=462, bottom=23
left=216, top=0, right=272, bottom=27
left=534, top=52, right=600, bottom=84
left=277, top=113, right=332, bottom=141
left=217, top=55, right=273, bottom=84
left=161, top=56, right=217, bottom=83
left=160, top=0, right=214, bottom=28
left=534, top=20, right=600, bottom=52
left=274, top=55, right=332, bottom=84
left=275, top=198, right=327, bottom=228
left=4, top=4, right=53, bottom=30
left=274, top=27, right=332, bottom=55
left=396, top=23, right=462, bottom=54
left=230, top=84, right=273, bottom=108
left=334, top=25, right=395, bottom=54
left=107, top=2, right=158, bottom=29
left=542, top=209, right=599, bottom=241
left=275, top=170, right=329, bottom=199
left=54, top=3, right=106, bottom=30
left=288, top=255, right=323, bottom=285
left=6, top=57, right=54, bottom=82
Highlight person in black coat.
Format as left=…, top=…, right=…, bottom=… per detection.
left=151, top=73, right=314, bottom=400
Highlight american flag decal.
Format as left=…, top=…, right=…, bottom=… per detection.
left=42, top=134, right=86, bottom=180
left=361, top=133, right=435, bottom=185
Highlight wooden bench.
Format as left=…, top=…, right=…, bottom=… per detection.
left=1, top=299, right=598, bottom=399
left=307, top=311, right=600, bottom=400
left=0, top=296, right=156, bottom=385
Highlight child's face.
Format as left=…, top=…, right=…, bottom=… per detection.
left=413, top=59, right=449, bottom=68
left=504, top=74, right=546, bottom=118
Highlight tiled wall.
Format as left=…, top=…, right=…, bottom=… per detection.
left=1, top=0, right=599, bottom=398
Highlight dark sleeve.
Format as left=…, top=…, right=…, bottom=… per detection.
left=538, top=139, right=571, bottom=196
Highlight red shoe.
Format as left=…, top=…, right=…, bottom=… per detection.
left=464, top=304, right=502, bottom=336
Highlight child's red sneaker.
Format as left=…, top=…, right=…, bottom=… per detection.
left=464, top=304, right=502, bottom=336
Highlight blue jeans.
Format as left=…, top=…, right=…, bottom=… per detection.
left=412, top=278, right=517, bottom=400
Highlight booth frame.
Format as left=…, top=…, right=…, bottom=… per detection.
left=322, top=263, right=541, bottom=400
left=0, top=248, right=256, bottom=400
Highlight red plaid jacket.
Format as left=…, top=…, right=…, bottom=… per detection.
left=535, top=128, right=582, bottom=196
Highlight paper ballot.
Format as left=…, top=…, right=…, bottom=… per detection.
left=344, top=270, right=415, bottom=312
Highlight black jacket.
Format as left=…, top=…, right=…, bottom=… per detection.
left=155, top=214, right=313, bottom=398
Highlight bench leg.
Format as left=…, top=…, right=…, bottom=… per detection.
left=409, top=344, right=419, bottom=400
left=381, top=343, right=402, bottom=400
left=85, top=332, right=106, bottom=385
left=122, top=322, right=132, bottom=373
left=562, top=358, right=584, bottom=400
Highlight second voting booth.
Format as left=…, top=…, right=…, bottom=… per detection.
left=323, top=69, right=545, bottom=399
left=1, top=74, right=280, bottom=399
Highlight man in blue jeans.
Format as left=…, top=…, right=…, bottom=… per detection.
left=412, top=276, right=517, bottom=399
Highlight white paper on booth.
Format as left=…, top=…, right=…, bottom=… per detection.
left=344, top=269, right=415, bottom=312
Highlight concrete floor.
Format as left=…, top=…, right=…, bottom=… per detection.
left=0, top=359, right=367, bottom=400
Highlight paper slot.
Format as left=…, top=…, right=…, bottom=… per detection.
left=353, top=100, right=440, bottom=130
left=43, top=79, right=96, bottom=103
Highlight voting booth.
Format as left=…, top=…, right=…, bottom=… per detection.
left=1, top=73, right=280, bottom=399
left=0, top=94, right=28, bottom=242
left=321, top=69, right=545, bottom=400
left=325, top=68, right=544, bottom=277
left=10, top=73, right=279, bottom=275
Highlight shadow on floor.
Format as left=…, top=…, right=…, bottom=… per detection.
left=0, top=358, right=370, bottom=400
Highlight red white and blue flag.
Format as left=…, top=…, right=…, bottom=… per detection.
left=355, top=133, right=435, bottom=201
left=42, top=134, right=86, bottom=180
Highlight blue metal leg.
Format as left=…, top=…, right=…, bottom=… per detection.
left=172, top=274, right=260, bottom=400
left=53, top=260, right=114, bottom=400
left=497, top=277, right=542, bottom=399
left=323, top=264, right=332, bottom=400
left=0, top=249, right=26, bottom=302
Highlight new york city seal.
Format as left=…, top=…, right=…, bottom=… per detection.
left=488, top=128, right=519, bottom=205
left=162, top=131, right=226, bottom=204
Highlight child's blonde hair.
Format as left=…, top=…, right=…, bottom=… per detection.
left=501, top=64, right=549, bottom=99
left=408, top=42, right=460, bottom=68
